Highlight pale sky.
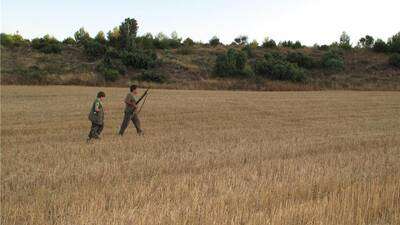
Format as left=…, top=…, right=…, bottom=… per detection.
left=1, top=0, right=399, bottom=46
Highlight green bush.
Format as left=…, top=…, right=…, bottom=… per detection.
left=264, top=52, right=286, bottom=61
left=1, top=33, right=29, bottom=47
left=262, top=38, right=276, bottom=48
left=107, top=27, right=121, bottom=49
left=74, top=27, right=91, bottom=45
left=339, top=32, right=352, bottom=50
left=387, top=32, right=400, bottom=53
left=121, top=49, right=157, bottom=69
left=138, top=71, right=167, bottom=83
left=373, top=39, right=388, bottom=52
left=135, top=33, right=155, bottom=49
left=279, top=40, right=303, bottom=49
left=31, top=35, right=62, bottom=54
left=255, top=54, right=306, bottom=82
left=62, top=37, right=76, bottom=45
left=83, top=40, right=106, bottom=59
left=183, top=38, right=195, bottom=46
left=214, top=48, right=251, bottom=77
left=152, top=32, right=181, bottom=49
left=103, top=68, right=120, bottom=82
left=209, top=36, right=220, bottom=47
left=119, top=18, right=138, bottom=49
left=286, top=52, right=315, bottom=69
left=389, top=53, right=400, bottom=68
left=234, top=35, right=248, bottom=45
left=94, top=31, right=107, bottom=45
left=321, top=50, right=345, bottom=71
left=358, top=35, right=374, bottom=48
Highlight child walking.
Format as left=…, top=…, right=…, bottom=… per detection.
left=87, top=91, right=106, bottom=142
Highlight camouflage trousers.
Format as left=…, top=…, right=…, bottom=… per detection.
left=88, top=123, right=104, bottom=139
left=119, top=112, right=142, bottom=135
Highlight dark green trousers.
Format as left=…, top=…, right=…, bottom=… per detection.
left=119, top=112, right=142, bottom=135
left=88, top=123, right=104, bottom=139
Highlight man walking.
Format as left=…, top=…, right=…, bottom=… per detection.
left=88, top=91, right=106, bottom=141
left=119, top=85, right=143, bottom=136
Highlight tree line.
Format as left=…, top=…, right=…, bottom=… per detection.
left=1, top=18, right=399, bottom=83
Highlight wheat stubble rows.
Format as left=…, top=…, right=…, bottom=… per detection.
left=1, top=86, right=399, bottom=225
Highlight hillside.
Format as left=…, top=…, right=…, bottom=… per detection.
left=1, top=44, right=400, bottom=91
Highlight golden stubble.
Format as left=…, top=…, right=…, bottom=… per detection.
left=1, top=86, right=399, bottom=225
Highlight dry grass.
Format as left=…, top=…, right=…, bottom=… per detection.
left=1, top=86, right=399, bottom=225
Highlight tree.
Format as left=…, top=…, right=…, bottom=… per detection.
left=358, top=35, right=374, bottom=49
left=262, top=37, right=276, bottom=48
left=234, top=35, right=248, bottom=45
left=183, top=38, right=195, bottom=46
left=74, top=27, right=91, bottom=45
left=63, top=37, right=76, bottom=45
left=171, top=31, right=179, bottom=41
left=209, top=36, right=220, bottom=47
left=119, top=18, right=138, bottom=49
left=388, top=32, right=400, bottom=53
left=95, top=31, right=106, bottom=44
left=249, top=40, right=259, bottom=49
left=373, top=39, right=388, bottom=52
left=339, top=31, right=352, bottom=50
left=107, top=27, right=120, bottom=48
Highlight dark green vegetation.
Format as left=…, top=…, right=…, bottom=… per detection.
left=1, top=19, right=399, bottom=90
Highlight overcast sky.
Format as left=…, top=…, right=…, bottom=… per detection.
left=1, top=0, right=399, bottom=45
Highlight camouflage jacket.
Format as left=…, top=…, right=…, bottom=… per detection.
left=88, top=98, right=104, bottom=124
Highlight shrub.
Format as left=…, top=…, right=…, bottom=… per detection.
left=95, top=31, right=107, bottom=45
left=135, top=33, right=155, bottom=49
left=1, top=33, right=29, bottom=47
left=255, top=54, right=306, bottom=82
left=74, top=27, right=91, bottom=45
left=121, top=49, right=157, bottom=69
left=286, top=52, right=315, bottom=69
left=183, top=38, right=195, bottom=46
left=31, top=35, right=62, bottom=54
left=321, top=50, right=345, bottom=71
left=209, top=36, right=220, bottom=47
left=339, top=32, right=352, bottom=50
left=24, top=66, right=46, bottom=82
left=96, top=63, right=120, bottom=82
left=373, top=39, right=388, bottom=52
left=262, top=38, right=277, bottom=48
left=389, top=53, right=400, bottom=68
left=214, top=48, right=251, bottom=77
left=138, top=71, right=167, bottom=83
left=107, top=27, right=121, bottom=49
left=358, top=35, right=374, bottom=48
left=103, top=68, right=120, bottom=82
left=279, top=40, right=303, bottom=49
left=62, top=37, right=76, bottom=45
left=177, top=46, right=193, bottom=55
left=83, top=40, right=106, bottom=59
left=318, top=45, right=330, bottom=51
left=264, top=52, right=286, bottom=61
left=153, top=32, right=181, bottom=49
left=387, top=32, right=400, bottom=53
left=234, top=35, right=248, bottom=45
left=119, top=18, right=138, bottom=49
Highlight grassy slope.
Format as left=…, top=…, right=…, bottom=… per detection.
left=1, top=45, right=399, bottom=90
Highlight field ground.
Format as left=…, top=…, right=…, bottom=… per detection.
left=1, top=86, right=399, bottom=225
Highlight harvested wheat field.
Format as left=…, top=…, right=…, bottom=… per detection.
left=1, top=86, right=399, bottom=225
